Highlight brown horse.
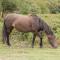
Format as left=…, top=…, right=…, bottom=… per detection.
left=2, top=13, right=57, bottom=48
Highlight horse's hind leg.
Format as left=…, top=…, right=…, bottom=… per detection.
left=6, top=32, right=10, bottom=46
left=6, top=26, right=13, bottom=46
left=40, top=37, right=43, bottom=48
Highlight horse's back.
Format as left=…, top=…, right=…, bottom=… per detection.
left=4, top=13, right=40, bottom=32
left=4, top=13, right=32, bottom=24
left=4, top=13, right=33, bottom=21
left=4, top=13, right=33, bottom=31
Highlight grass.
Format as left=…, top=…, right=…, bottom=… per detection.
left=0, top=45, right=60, bottom=60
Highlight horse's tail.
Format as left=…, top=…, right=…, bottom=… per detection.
left=2, top=20, right=7, bottom=44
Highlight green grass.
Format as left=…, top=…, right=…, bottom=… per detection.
left=0, top=45, right=60, bottom=60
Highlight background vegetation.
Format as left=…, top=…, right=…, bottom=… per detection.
left=0, top=0, right=60, bottom=14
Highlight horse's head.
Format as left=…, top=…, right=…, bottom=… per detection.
left=41, top=20, right=58, bottom=48
left=47, top=34, right=58, bottom=48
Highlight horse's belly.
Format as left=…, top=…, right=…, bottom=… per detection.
left=15, top=26, right=32, bottom=32
left=13, top=22, right=33, bottom=32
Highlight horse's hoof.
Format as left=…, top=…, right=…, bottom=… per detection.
left=7, top=44, right=11, bottom=46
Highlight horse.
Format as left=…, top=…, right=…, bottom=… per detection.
left=2, top=13, right=57, bottom=48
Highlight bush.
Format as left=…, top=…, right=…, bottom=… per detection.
left=1, top=0, right=17, bottom=13
left=48, top=0, right=60, bottom=14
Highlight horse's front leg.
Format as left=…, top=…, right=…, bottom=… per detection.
left=38, top=31, right=43, bottom=48
left=32, top=33, right=36, bottom=48
left=40, top=37, right=43, bottom=48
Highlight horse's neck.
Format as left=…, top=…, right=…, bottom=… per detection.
left=43, top=22, right=53, bottom=35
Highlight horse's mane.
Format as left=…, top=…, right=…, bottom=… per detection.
left=37, top=16, right=54, bottom=35
left=41, top=19, right=54, bottom=35
left=29, top=14, right=54, bottom=35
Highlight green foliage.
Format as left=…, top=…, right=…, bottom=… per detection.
left=48, top=0, right=60, bottom=13
left=1, top=0, right=17, bottom=13
left=16, top=0, right=60, bottom=14
left=15, top=0, right=38, bottom=14
left=0, top=0, right=60, bottom=14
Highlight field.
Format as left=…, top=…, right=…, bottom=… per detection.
left=0, top=14, right=60, bottom=60
left=0, top=47, right=60, bottom=60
